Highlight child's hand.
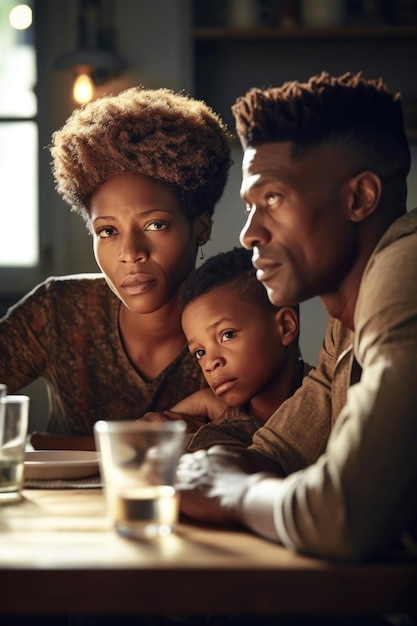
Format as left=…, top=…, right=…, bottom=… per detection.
left=141, top=409, right=208, bottom=434
left=171, top=388, right=227, bottom=423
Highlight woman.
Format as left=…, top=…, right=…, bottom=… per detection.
left=0, top=87, right=231, bottom=447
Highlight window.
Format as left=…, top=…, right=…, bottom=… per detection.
left=0, top=1, right=38, bottom=269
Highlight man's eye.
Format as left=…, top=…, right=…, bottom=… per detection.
left=266, top=193, right=280, bottom=207
left=145, top=221, right=168, bottom=232
left=194, top=349, right=205, bottom=361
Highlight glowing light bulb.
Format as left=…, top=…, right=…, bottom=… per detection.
left=9, top=4, right=32, bottom=30
left=73, top=73, right=94, bottom=105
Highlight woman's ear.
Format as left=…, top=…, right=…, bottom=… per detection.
left=274, top=306, right=299, bottom=347
left=194, top=211, right=212, bottom=244
left=347, top=171, right=381, bottom=223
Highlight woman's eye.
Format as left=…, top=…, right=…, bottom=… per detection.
left=194, top=349, right=205, bottom=361
left=96, top=226, right=116, bottom=239
left=145, top=220, right=168, bottom=232
left=221, top=330, right=236, bottom=343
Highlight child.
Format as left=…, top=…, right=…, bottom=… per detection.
left=0, top=87, right=231, bottom=447
left=145, top=247, right=312, bottom=451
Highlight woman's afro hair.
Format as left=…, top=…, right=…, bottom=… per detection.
left=50, top=86, right=233, bottom=223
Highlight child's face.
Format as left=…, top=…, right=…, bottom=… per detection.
left=182, top=286, right=287, bottom=408
left=90, top=173, right=210, bottom=314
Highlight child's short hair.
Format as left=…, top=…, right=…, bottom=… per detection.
left=232, top=71, right=410, bottom=181
left=179, top=247, right=290, bottom=314
left=50, top=87, right=232, bottom=224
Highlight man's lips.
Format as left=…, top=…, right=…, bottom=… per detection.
left=121, top=274, right=156, bottom=295
left=211, top=376, right=238, bottom=397
left=253, top=261, right=280, bottom=283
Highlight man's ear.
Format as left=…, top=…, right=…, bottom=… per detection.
left=274, top=306, right=299, bottom=347
left=347, top=171, right=381, bottom=223
left=193, top=211, right=212, bottom=244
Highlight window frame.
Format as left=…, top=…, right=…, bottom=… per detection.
left=0, top=0, right=43, bottom=298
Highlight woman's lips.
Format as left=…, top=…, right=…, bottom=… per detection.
left=121, top=274, right=156, bottom=295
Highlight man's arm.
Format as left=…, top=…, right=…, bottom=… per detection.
left=248, top=318, right=350, bottom=474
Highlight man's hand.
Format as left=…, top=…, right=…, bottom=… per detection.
left=176, top=445, right=259, bottom=526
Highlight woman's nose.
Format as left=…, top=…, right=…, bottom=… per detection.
left=119, top=232, right=148, bottom=263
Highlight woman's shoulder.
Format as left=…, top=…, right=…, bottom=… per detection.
left=43, top=273, right=108, bottom=293
left=11, top=273, right=118, bottom=321
left=42, top=273, right=116, bottom=300
left=43, top=273, right=118, bottom=317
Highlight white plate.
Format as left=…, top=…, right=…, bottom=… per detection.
left=24, top=450, right=100, bottom=480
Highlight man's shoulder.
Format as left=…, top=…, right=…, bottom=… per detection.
left=362, top=209, right=417, bottom=290
left=373, top=208, right=417, bottom=259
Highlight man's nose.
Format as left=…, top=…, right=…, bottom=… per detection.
left=240, top=205, right=268, bottom=250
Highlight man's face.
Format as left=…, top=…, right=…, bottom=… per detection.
left=239, top=142, right=359, bottom=308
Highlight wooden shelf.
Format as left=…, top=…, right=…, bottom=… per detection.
left=194, top=25, right=417, bottom=41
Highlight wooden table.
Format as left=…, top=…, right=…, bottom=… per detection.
left=1, top=488, right=417, bottom=619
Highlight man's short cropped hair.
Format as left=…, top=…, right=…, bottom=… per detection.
left=232, top=71, right=410, bottom=181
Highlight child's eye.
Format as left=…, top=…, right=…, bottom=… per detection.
left=145, top=220, right=168, bottom=232
left=193, top=348, right=205, bottom=361
left=221, top=330, right=236, bottom=343
left=96, top=226, right=117, bottom=239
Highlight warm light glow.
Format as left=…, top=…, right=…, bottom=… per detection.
left=73, top=73, right=94, bottom=104
left=9, top=4, right=32, bottom=30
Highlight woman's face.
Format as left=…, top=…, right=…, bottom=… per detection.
left=90, top=173, right=210, bottom=314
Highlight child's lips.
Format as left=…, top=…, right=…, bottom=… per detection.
left=211, top=376, right=238, bottom=397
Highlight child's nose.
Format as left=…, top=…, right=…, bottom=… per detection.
left=205, top=352, right=225, bottom=371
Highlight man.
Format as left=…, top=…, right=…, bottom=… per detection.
left=177, top=71, right=417, bottom=564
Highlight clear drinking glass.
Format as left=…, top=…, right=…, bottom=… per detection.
left=94, top=419, right=186, bottom=539
left=0, top=394, right=30, bottom=502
